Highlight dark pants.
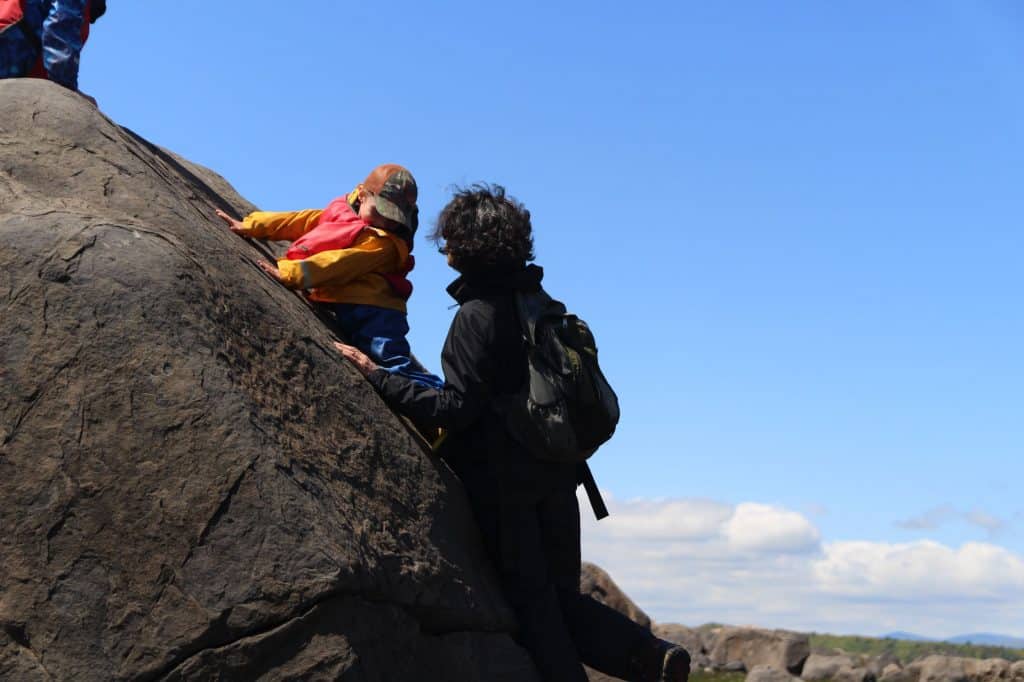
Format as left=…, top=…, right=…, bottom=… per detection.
left=470, top=488, right=652, bottom=682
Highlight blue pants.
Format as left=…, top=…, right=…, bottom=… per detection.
left=0, top=29, right=35, bottom=78
left=319, top=303, right=443, bottom=389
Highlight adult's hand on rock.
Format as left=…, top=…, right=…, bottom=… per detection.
left=334, top=342, right=379, bottom=377
left=215, top=209, right=249, bottom=236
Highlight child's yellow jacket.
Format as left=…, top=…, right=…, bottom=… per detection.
left=240, top=196, right=413, bottom=312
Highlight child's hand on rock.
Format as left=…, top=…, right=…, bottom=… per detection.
left=215, top=209, right=248, bottom=235
left=334, top=342, right=378, bottom=377
left=256, top=259, right=285, bottom=283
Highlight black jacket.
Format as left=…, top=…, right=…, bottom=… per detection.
left=368, top=265, right=578, bottom=503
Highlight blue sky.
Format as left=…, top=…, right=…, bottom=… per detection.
left=81, top=2, right=1023, bottom=637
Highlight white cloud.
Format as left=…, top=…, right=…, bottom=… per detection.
left=964, top=510, right=1005, bottom=532
left=896, top=505, right=1007, bottom=533
left=594, top=497, right=733, bottom=541
left=579, top=491, right=1024, bottom=638
left=813, top=540, right=1024, bottom=599
left=724, top=503, right=821, bottom=554
left=896, top=504, right=958, bottom=530
left=584, top=493, right=819, bottom=554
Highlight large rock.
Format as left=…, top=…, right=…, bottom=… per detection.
left=749, top=664, right=803, bottom=682
left=869, top=656, right=902, bottom=678
left=963, top=659, right=1014, bottom=682
left=580, top=562, right=652, bottom=629
left=710, top=627, right=811, bottom=675
left=880, top=663, right=915, bottom=682
left=802, top=653, right=876, bottom=682
left=913, top=655, right=966, bottom=679
left=803, top=654, right=858, bottom=681
left=909, top=656, right=1020, bottom=682
left=909, top=656, right=969, bottom=682
left=0, top=79, right=539, bottom=681
left=653, top=623, right=703, bottom=655
left=837, top=668, right=878, bottom=682
left=655, top=623, right=711, bottom=669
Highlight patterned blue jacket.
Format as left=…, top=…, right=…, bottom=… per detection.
left=0, top=0, right=89, bottom=90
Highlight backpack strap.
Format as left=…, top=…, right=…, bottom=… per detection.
left=513, top=288, right=566, bottom=346
left=580, top=463, right=609, bottom=520
left=512, top=290, right=538, bottom=345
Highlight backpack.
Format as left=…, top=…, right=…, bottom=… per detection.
left=500, top=288, right=620, bottom=463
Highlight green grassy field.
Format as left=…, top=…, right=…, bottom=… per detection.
left=808, top=634, right=1024, bottom=663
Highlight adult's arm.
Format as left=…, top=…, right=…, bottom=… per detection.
left=40, top=0, right=87, bottom=90
left=367, top=303, right=495, bottom=431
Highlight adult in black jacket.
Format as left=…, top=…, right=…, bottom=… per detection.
left=337, top=184, right=689, bottom=682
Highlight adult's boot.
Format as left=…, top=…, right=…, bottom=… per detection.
left=632, top=637, right=690, bottom=682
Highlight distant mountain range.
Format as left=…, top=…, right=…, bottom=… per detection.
left=882, top=631, right=934, bottom=642
left=882, top=632, right=1024, bottom=648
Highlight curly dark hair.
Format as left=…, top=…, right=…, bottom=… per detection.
left=430, top=184, right=535, bottom=275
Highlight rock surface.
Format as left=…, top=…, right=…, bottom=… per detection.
left=749, top=664, right=804, bottom=682
left=836, top=667, right=878, bottom=682
left=803, top=654, right=859, bottom=680
left=963, top=658, right=1016, bottom=682
left=0, top=79, right=539, bottom=681
left=710, top=626, right=811, bottom=675
left=880, top=662, right=913, bottom=682
left=655, top=623, right=711, bottom=670
left=802, top=651, right=860, bottom=675
left=802, top=653, right=876, bottom=682
left=907, top=656, right=1024, bottom=682
left=909, top=656, right=971, bottom=682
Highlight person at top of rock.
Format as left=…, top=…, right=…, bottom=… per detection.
left=216, top=164, right=443, bottom=389
left=336, top=184, right=691, bottom=682
left=0, top=0, right=106, bottom=105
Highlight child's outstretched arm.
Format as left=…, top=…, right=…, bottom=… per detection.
left=215, top=210, right=249, bottom=236
left=215, top=211, right=288, bottom=284
left=214, top=208, right=325, bottom=241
